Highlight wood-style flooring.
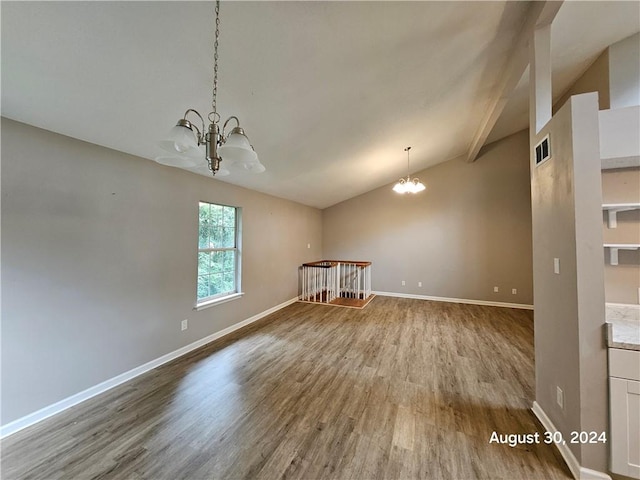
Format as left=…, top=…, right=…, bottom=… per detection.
left=2, top=296, right=571, bottom=480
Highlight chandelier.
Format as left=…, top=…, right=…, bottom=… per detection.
left=155, top=0, right=265, bottom=176
left=392, top=147, right=425, bottom=194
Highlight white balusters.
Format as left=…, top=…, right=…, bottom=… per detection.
left=300, top=260, right=372, bottom=305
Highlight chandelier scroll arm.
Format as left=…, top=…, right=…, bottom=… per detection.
left=182, top=109, right=206, bottom=143
left=222, top=116, right=240, bottom=137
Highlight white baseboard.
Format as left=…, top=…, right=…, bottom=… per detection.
left=531, top=401, right=611, bottom=480
left=373, top=291, right=534, bottom=310
left=0, top=297, right=298, bottom=439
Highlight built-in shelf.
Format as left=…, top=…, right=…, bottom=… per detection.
left=603, top=203, right=640, bottom=228
left=602, top=156, right=640, bottom=170
left=604, top=244, right=640, bottom=265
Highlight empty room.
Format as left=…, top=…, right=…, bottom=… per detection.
left=2, top=1, right=639, bottom=479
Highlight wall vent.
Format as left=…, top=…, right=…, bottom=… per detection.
left=535, top=135, right=551, bottom=166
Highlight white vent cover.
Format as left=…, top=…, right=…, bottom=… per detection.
left=535, top=135, right=551, bottom=166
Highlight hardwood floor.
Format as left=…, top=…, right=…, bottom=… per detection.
left=2, top=296, right=571, bottom=480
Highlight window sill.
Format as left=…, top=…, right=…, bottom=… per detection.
left=194, top=292, right=244, bottom=311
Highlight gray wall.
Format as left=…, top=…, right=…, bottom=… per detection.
left=555, top=48, right=610, bottom=112
left=609, top=32, right=640, bottom=109
left=530, top=93, right=608, bottom=470
left=322, top=130, right=533, bottom=305
left=1, top=118, right=322, bottom=424
left=556, top=34, right=640, bottom=305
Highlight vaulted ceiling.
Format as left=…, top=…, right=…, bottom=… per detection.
left=2, top=1, right=639, bottom=208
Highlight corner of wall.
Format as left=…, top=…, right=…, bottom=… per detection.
left=530, top=93, right=609, bottom=473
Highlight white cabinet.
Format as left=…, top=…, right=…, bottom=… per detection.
left=609, top=348, right=640, bottom=478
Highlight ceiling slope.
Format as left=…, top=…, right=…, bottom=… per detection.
left=466, top=1, right=563, bottom=163
left=2, top=1, right=638, bottom=208
left=486, top=1, right=640, bottom=146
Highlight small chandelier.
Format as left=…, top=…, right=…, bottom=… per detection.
left=393, top=146, right=425, bottom=194
left=155, top=0, right=265, bottom=176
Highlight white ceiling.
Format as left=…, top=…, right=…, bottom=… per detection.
left=2, top=1, right=639, bottom=209
left=487, top=0, right=640, bottom=144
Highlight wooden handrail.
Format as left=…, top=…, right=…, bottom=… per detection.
left=303, top=260, right=371, bottom=268
left=324, top=260, right=371, bottom=267
left=302, top=261, right=339, bottom=268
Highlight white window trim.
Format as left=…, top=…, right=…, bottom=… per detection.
left=194, top=292, right=244, bottom=311
left=196, top=203, right=242, bottom=308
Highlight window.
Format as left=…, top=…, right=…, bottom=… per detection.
left=197, top=202, right=241, bottom=305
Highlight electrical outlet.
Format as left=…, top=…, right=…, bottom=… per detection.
left=307, top=243, right=311, bottom=249
left=554, top=257, right=560, bottom=274
left=556, top=386, right=564, bottom=409
left=181, top=319, right=188, bottom=331
left=493, top=286, right=499, bottom=293
left=512, top=288, right=517, bottom=295
left=418, top=281, right=422, bottom=287
left=401, top=280, right=406, bottom=286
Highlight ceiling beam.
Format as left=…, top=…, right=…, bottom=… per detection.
left=465, top=1, right=564, bottom=163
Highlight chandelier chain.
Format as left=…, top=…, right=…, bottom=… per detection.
left=405, top=146, right=411, bottom=178
left=211, top=0, right=221, bottom=118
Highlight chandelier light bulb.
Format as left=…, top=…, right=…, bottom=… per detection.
left=174, top=143, right=190, bottom=154
left=393, top=179, right=407, bottom=193
left=158, top=125, right=200, bottom=157
left=218, top=127, right=259, bottom=165
left=392, top=147, right=425, bottom=194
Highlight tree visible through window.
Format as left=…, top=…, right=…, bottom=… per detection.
left=197, top=202, right=240, bottom=303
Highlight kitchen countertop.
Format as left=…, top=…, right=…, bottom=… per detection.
left=606, top=305, right=640, bottom=351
